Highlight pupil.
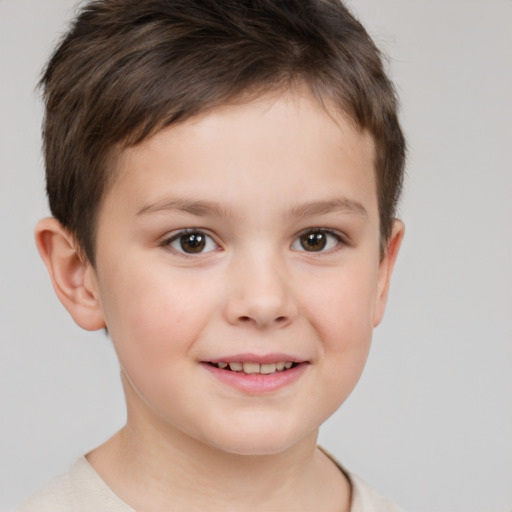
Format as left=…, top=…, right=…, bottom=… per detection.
left=180, top=233, right=205, bottom=253
left=301, top=232, right=326, bottom=251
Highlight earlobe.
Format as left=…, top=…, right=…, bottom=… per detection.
left=35, top=217, right=106, bottom=331
left=372, top=219, right=405, bottom=327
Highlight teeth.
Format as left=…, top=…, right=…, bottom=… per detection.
left=216, top=361, right=295, bottom=374
left=260, top=363, right=277, bottom=374
left=243, top=362, right=260, bottom=374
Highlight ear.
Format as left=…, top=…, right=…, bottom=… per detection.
left=372, top=219, right=405, bottom=327
left=35, top=217, right=106, bottom=331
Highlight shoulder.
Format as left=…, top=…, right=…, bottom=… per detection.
left=15, top=470, right=77, bottom=512
left=14, top=457, right=134, bottom=512
left=348, top=472, right=406, bottom=512
left=318, top=446, right=405, bottom=512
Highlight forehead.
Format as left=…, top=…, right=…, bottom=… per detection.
left=105, top=90, right=377, bottom=221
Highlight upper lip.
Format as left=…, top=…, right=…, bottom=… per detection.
left=203, top=353, right=307, bottom=364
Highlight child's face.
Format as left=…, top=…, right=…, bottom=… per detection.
left=88, top=91, right=400, bottom=455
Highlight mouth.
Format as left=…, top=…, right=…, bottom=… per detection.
left=201, top=356, right=308, bottom=393
left=206, top=361, right=299, bottom=375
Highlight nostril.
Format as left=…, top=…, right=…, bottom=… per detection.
left=237, top=315, right=288, bottom=325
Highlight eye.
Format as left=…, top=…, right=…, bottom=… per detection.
left=165, top=230, right=218, bottom=254
left=291, top=229, right=342, bottom=252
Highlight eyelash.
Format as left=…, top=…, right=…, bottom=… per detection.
left=161, top=228, right=347, bottom=256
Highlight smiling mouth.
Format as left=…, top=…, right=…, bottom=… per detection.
left=207, top=361, right=299, bottom=375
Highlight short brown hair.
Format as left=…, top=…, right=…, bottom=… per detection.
left=40, top=0, right=405, bottom=264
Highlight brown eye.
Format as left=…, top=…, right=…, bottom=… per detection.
left=167, top=231, right=217, bottom=254
left=300, top=231, right=327, bottom=251
left=179, top=233, right=205, bottom=253
left=291, top=230, right=341, bottom=253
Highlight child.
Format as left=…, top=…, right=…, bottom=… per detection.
left=17, top=0, right=406, bottom=510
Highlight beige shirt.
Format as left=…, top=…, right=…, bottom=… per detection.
left=16, top=455, right=404, bottom=512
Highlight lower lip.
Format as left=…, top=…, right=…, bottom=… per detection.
left=202, top=363, right=308, bottom=394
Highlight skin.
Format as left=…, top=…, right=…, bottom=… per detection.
left=36, top=90, right=403, bottom=511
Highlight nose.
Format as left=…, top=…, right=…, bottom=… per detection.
left=223, top=253, right=298, bottom=329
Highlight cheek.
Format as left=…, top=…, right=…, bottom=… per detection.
left=301, top=263, right=379, bottom=343
left=98, top=265, right=217, bottom=371
left=299, top=263, right=378, bottom=399
left=99, top=271, right=221, bottom=421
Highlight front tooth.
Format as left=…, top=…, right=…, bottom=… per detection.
left=243, top=362, right=260, bottom=374
left=229, top=362, right=243, bottom=372
left=260, top=363, right=277, bottom=374
left=217, top=362, right=228, bottom=369
left=276, top=362, right=285, bottom=371
left=260, top=363, right=277, bottom=375
left=284, top=361, right=293, bottom=369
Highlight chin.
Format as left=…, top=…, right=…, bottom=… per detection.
left=213, top=437, right=300, bottom=457
left=200, top=417, right=315, bottom=457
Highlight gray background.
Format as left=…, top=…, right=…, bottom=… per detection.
left=1, top=1, right=510, bottom=510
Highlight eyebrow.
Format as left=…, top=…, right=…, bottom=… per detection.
left=137, top=198, right=235, bottom=218
left=288, top=198, right=368, bottom=218
left=137, top=197, right=367, bottom=219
